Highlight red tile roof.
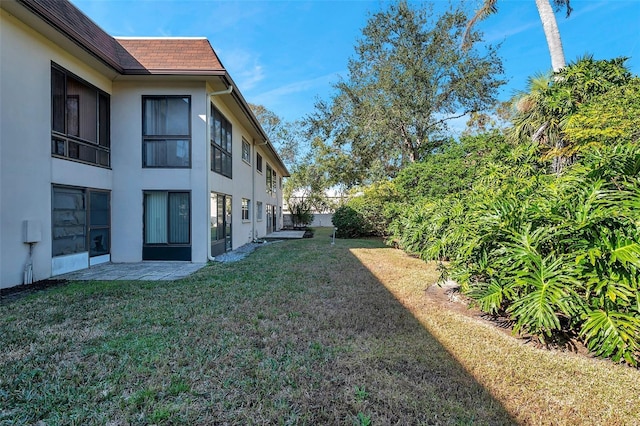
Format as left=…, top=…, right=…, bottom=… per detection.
left=17, top=0, right=226, bottom=75
left=116, top=38, right=225, bottom=74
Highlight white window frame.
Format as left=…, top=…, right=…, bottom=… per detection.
left=257, top=201, right=263, bottom=221
left=242, top=138, right=251, bottom=164
left=242, top=198, right=250, bottom=222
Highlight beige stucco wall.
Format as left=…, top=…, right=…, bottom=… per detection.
left=205, top=94, right=287, bottom=247
left=0, top=10, right=113, bottom=288
left=110, top=81, right=210, bottom=263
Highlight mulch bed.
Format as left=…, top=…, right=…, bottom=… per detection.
left=0, top=279, right=68, bottom=303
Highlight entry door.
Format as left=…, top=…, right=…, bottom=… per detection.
left=88, top=190, right=110, bottom=265
left=211, top=193, right=232, bottom=256
left=266, top=204, right=275, bottom=234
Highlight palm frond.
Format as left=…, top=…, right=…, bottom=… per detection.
left=581, top=309, right=640, bottom=365
left=462, top=0, right=498, bottom=49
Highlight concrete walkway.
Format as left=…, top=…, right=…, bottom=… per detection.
left=265, top=230, right=306, bottom=239
left=55, top=261, right=206, bottom=281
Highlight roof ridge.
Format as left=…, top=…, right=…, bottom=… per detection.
left=114, top=36, right=208, bottom=40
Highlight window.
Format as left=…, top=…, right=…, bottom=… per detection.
left=266, top=164, right=276, bottom=195
left=52, top=186, right=110, bottom=257
left=242, top=198, right=250, bottom=221
left=257, top=201, right=263, bottom=221
left=144, top=191, right=190, bottom=245
left=256, top=153, right=263, bottom=173
left=51, top=64, right=110, bottom=167
left=242, top=138, right=251, bottom=164
left=210, top=104, right=232, bottom=178
left=143, top=96, right=191, bottom=168
left=272, top=169, right=277, bottom=195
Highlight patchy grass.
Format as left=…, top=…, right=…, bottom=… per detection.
left=1, top=228, right=638, bottom=425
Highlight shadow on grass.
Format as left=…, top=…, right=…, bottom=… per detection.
left=282, top=233, right=518, bottom=425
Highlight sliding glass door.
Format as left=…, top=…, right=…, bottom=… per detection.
left=210, top=193, right=231, bottom=257
left=143, top=191, right=191, bottom=260
left=266, top=204, right=276, bottom=234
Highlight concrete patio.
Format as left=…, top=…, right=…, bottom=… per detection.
left=55, top=261, right=207, bottom=281
left=52, top=232, right=305, bottom=282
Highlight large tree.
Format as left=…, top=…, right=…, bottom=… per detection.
left=249, top=103, right=303, bottom=170
left=249, top=103, right=337, bottom=217
left=308, top=1, right=504, bottom=186
left=464, top=0, right=572, bottom=72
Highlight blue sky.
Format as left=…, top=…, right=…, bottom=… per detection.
left=72, top=0, right=640, bottom=125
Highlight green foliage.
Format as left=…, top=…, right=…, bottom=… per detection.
left=354, top=386, right=369, bottom=402
left=332, top=206, right=369, bottom=238
left=379, top=62, right=640, bottom=364
left=249, top=103, right=305, bottom=171
left=581, top=310, right=640, bottom=365
left=565, top=77, right=640, bottom=146
left=348, top=181, right=400, bottom=237
left=389, top=141, right=640, bottom=365
left=356, top=412, right=372, bottom=426
left=394, top=132, right=509, bottom=200
left=510, top=56, right=633, bottom=172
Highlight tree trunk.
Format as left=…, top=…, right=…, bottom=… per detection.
left=535, top=0, right=566, bottom=72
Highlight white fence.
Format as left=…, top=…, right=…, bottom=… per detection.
left=283, top=213, right=335, bottom=228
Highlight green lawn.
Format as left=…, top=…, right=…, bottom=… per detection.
left=1, top=228, right=638, bottom=425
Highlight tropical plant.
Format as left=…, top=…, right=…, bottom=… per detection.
left=458, top=147, right=639, bottom=363
left=564, top=77, right=640, bottom=147
left=510, top=56, right=634, bottom=173
left=386, top=112, right=640, bottom=364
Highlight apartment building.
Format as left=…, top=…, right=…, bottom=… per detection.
left=0, top=0, right=289, bottom=288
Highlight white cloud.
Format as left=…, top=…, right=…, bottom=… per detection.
left=219, top=49, right=266, bottom=91
left=250, top=72, right=340, bottom=105
left=482, top=18, right=540, bottom=43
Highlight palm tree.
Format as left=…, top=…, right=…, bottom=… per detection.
left=464, top=0, right=572, bottom=72
left=510, top=56, right=633, bottom=174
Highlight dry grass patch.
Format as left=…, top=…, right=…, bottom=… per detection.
left=1, top=228, right=637, bottom=425
left=350, top=246, right=640, bottom=426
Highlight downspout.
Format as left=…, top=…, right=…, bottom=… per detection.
left=252, top=139, right=256, bottom=241
left=206, top=85, right=234, bottom=261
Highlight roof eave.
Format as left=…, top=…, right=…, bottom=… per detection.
left=121, top=69, right=227, bottom=76
left=16, top=0, right=124, bottom=73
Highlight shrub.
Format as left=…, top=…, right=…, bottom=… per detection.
left=348, top=181, right=399, bottom=237
left=289, top=199, right=314, bottom=228
left=332, top=206, right=369, bottom=238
